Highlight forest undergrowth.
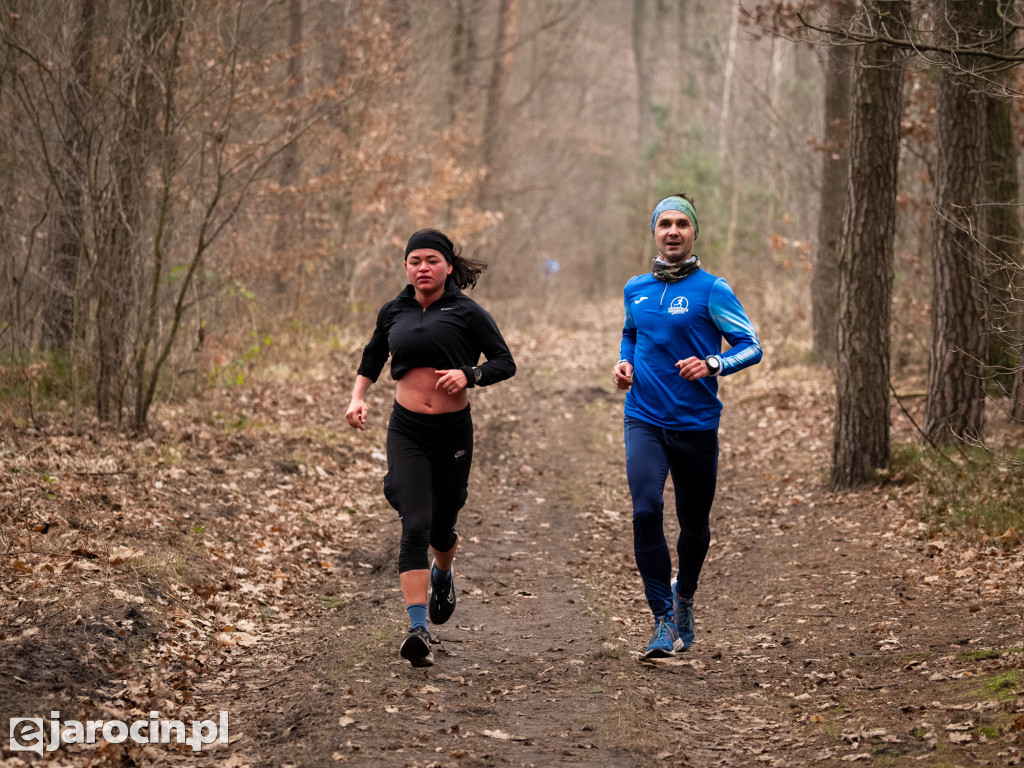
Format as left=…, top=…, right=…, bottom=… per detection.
left=1, top=300, right=1023, bottom=767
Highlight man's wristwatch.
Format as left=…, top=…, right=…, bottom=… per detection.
left=704, top=355, right=722, bottom=376
left=472, top=366, right=483, bottom=385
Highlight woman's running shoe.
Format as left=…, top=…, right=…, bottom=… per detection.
left=428, top=563, right=456, bottom=625
left=400, top=626, right=434, bottom=667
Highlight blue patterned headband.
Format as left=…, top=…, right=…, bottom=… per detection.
left=650, top=196, right=699, bottom=236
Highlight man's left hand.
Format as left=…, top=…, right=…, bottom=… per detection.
left=676, top=357, right=709, bottom=381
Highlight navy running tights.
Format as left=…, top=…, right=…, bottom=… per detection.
left=624, top=416, right=718, bottom=618
left=384, top=401, right=472, bottom=573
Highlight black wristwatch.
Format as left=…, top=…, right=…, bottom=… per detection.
left=704, top=355, right=722, bottom=376
left=472, top=366, right=483, bottom=385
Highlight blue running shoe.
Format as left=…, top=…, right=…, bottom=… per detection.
left=671, top=578, right=695, bottom=651
left=643, top=617, right=680, bottom=659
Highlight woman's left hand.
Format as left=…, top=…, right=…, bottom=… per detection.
left=435, top=369, right=469, bottom=395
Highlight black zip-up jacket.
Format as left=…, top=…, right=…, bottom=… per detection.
left=356, top=282, right=516, bottom=388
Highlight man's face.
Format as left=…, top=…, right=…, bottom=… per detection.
left=653, top=209, right=696, bottom=264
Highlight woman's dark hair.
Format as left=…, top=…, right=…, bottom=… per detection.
left=406, top=228, right=487, bottom=290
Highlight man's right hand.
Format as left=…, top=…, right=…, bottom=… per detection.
left=612, top=361, right=633, bottom=391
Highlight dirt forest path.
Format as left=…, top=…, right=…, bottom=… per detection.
left=2, top=304, right=1023, bottom=768
left=208, top=310, right=1022, bottom=768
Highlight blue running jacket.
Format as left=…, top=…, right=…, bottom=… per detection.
left=619, top=269, right=762, bottom=431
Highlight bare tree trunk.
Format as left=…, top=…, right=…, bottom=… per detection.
left=978, top=0, right=1024, bottom=420
left=448, top=0, right=479, bottom=124
left=392, top=0, right=411, bottom=35
left=665, top=0, right=688, bottom=147
left=280, top=0, right=303, bottom=200
left=984, top=82, right=1024, bottom=418
left=811, top=0, right=855, bottom=364
left=717, top=2, right=738, bottom=161
left=480, top=0, right=516, bottom=209
left=719, top=0, right=740, bottom=271
left=632, top=0, right=653, bottom=161
left=830, top=0, right=909, bottom=491
left=762, top=35, right=783, bottom=229
left=923, top=0, right=987, bottom=444
left=95, top=177, right=133, bottom=422
left=272, top=0, right=304, bottom=297
left=45, top=0, right=95, bottom=351
left=97, top=0, right=175, bottom=423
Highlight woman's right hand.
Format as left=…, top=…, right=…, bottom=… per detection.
left=345, top=399, right=368, bottom=430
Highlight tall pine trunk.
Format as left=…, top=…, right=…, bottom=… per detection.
left=923, top=0, right=987, bottom=443
left=978, top=0, right=1024, bottom=420
left=811, top=0, right=855, bottom=363
left=830, top=0, right=909, bottom=490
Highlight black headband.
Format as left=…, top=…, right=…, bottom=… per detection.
left=405, top=231, right=454, bottom=263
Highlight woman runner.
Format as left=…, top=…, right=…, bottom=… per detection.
left=345, top=228, right=516, bottom=667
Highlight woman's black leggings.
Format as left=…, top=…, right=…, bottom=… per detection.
left=383, top=401, right=473, bottom=573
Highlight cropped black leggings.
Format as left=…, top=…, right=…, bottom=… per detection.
left=383, top=401, right=473, bottom=573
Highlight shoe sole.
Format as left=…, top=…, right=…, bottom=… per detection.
left=400, top=634, right=434, bottom=667
left=642, top=635, right=681, bottom=659
left=642, top=647, right=677, bottom=660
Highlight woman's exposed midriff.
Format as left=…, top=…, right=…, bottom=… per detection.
left=395, top=367, right=470, bottom=414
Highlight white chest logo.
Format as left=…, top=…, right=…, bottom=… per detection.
left=668, top=296, right=689, bottom=315
left=634, top=296, right=649, bottom=305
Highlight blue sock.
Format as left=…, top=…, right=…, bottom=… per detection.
left=407, top=603, right=427, bottom=630
left=431, top=563, right=452, bottom=585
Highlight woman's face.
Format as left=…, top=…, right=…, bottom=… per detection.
left=405, top=248, right=452, bottom=295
